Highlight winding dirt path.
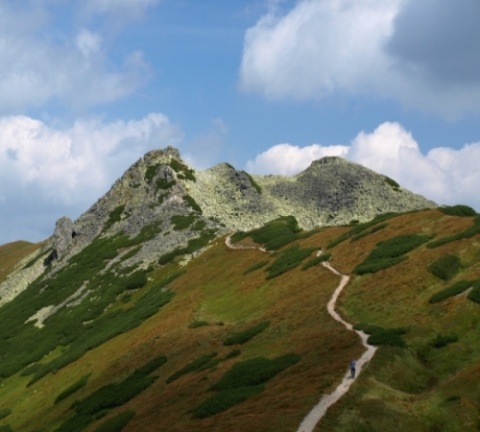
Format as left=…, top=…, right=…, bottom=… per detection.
left=296, top=260, right=377, bottom=432
left=224, top=236, right=377, bottom=431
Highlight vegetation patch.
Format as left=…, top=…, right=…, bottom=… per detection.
left=328, top=213, right=398, bottom=248
left=55, top=355, right=166, bottom=432
left=231, top=216, right=307, bottom=251
left=351, top=223, right=388, bottom=242
left=55, top=374, right=91, bottom=404
left=93, top=410, right=135, bottom=432
left=223, top=321, right=270, bottom=346
left=467, top=280, right=480, bottom=304
left=188, top=320, right=209, bottom=328
left=427, top=215, right=480, bottom=248
left=0, top=409, right=11, bottom=421
left=439, top=205, right=477, bottom=217
left=171, top=214, right=196, bottom=230
left=158, top=230, right=216, bottom=265
left=429, top=334, right=459, bottom=349
left=156, top=178, right=175, bottom=190
left=302, top=253, right=331, bottom=270
left=384, top=176, right=400, bottom=191
left=193, top=353, right=300, bottom=418
left=428, top=254, right=461, bottom=281
left=243, top=260, right=269, bottom=275
left=428, top=280, right=473, bottom=303
left=265, top=245, right=316, bottom=279
left=184, top=195, right=202, bottom=213
left=166, top=352, right=218, bottom=383
left=354, top=234, right=430, bottom=275
left=241, top=171, right=262, bottom=194
left=354, top=324, right=407, bottom=348
left=122, top=270, right=148, bottom=290
left=144, top=164, right=160, bottom=184
left=169, top=159, right=196, bottom=181
left=104, top=205, right=125, bottom=230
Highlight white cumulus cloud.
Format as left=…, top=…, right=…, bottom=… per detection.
left=240, top=0, right=480, bottom=117
left=246, top=122, right=480, bottom=211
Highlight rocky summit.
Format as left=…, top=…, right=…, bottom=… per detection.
left=0, top=146, right=434, bottom=303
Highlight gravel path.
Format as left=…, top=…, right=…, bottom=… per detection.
left=224, top=237, right=377, bottom=431
left=296, top=260, right=377, bottom=432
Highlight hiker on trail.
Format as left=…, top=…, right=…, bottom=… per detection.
left=349, top=360, right=356, bottom=379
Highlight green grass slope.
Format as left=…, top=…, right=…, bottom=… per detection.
left=0, top=208, right=478, bottom=431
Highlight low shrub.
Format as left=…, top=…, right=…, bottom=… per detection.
left=169, top=159, right=196, bottom=182
left=93, top=410, right=135, bottom=432
left=55, top=374, right=90, bottom=404
left=184, top=195, right=202, bottom=213
left=211, top=354, right=301, bottom=391
left=171, top=214, right=196, bottom=230
left=0, top=409, right=11, bottom=420
left=166, top=353, right=218, bottom=383
left=384, top=176, right=400, bottom=191
left=429, top=254, right=461, bottom=281
left=241, top=171, right=262, bottom=194
left=266, top=245, right=316, bottom=279
left=467, top=280, right=480, bottom=304
left=429, top=334, right=458, bottom=349
left=355, top=324, right=407, bottom=348
left=122, top=270, right=148, bottom=291
left=439, top=205, right=477, bottom=217
left=156, top=178, right=175, bottom=190
left=223, top=321, right=270, bottom=346
left=429, top=280, right=473, bottom=303
left=302, top=253, right=331, bottom=270
left=327, top=213, right=398, bottom=249
left=104, top=205, right=125, bottom=230
left=188, top=320, right=209, bottom=328
left=354, top=234, right=430, bottom=275
left=194, top=386, right=264, bottom=419
left=427, top=216, right=480, bottom=248
left=243, top=260, right=269, bottom=275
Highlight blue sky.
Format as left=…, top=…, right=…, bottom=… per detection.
left=1, top=0, right=480, bottom=244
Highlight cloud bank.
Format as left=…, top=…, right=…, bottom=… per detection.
left=240, top=0, right=480, bottom=117
left=247, top=122, right=480, bottom=211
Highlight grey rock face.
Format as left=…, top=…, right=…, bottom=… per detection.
left=53, top=217, right=76, bottom=260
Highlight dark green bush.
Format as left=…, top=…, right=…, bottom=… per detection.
left=166, top=353, right=218, bottom=383
left=171, top=214, right=196, bottom=230
left=439, top=205, right=477, bottom=217
left=235, top=216, right=304, bottom=251
left=266, top=245, right=316, bottom=279
left=0, top=409, right=11, bottom=420
left=169, top=159, right=196, bottom=181
left=223, top=321, right=270, bottom=346
left=429, top=334, right=458, bottom=349
left=353, top=234, right=430, bottom=275
left=184, top=195, right=202, bottom=213
left=144, top=164, right=160, bottom=183
left=194, top=386, right=264, bottom=419
left=241, top=171, right=262, bottom=194
left=328, top=213, right=398, bottom=249
left=156, top=178, right=175, bottom=190
left=243, top=260, right=269, bottom=275
left=188, top=320, right=209, bottom=328
left=93, top=410, right=135, bottom=432
left=301, top=253, right=331, bottom=270
left=429, top=280, right=473, bottom=303
left=122, top=270, right=148, bottom=290
left=427, top=216, right=480, bottom=248
left=351, top=223, right=388, bottom=242
left=355, top=324, right=407, bottom=348
left=104, top=205, right=125, bottom=230
left=467, top=280, right=480, bottom=304
left=429, top=254, right=461, bottom=281
left=55, top=374, right=90, bottom=404
left=384, top=176, right=400, bottom=191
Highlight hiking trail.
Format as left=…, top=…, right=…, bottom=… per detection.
left=224, top=237, right=378, bottom=431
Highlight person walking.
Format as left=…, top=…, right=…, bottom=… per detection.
left=349, top=359, right=356, bottom=379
